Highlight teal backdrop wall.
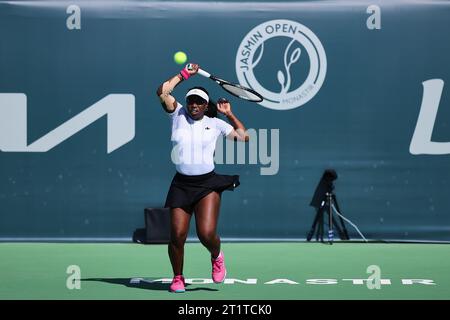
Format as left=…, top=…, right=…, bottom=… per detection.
left=1, top=0, right=450, bottom=241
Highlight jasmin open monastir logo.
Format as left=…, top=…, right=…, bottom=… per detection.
left=236, top=19, right=327, bottom=110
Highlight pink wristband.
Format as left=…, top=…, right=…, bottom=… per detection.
left=180, top=68, right=190, bottom=80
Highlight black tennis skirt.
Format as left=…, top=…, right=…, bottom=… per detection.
left=164, top=171, right=240, bottom=209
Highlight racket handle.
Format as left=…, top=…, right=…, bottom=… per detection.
left=197, top=68, right=211, bottom=78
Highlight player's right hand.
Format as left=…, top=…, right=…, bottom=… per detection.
left=186, top=63, right=199, bottom=76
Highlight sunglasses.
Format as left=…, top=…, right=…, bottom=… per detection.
left=186, top=95, right=207, bottom=105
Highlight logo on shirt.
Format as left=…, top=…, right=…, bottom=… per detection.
left=235, top=19, right=327, bottom=110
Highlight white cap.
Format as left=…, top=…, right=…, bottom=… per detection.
left=185, top=88, right=209, bottom=103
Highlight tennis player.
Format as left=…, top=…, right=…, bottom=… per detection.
left=156, top=63, right=249, bottom=293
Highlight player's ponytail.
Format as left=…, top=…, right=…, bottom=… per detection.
left=205, top=100, right=217, bottom=118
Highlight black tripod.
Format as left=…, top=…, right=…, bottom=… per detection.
left=306, top=192, right=350, bottom=244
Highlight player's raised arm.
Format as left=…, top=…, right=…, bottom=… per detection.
left=156, top=63, right=199, bottom=113
left=217, top=98, right=250, bottom=142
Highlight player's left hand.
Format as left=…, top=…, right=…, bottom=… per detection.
left=217, top=98, right=232, bottom=116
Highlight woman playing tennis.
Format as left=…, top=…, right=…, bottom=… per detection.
left=157, top=63, right=249, bottom=293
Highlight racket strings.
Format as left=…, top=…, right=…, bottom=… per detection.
left=222, top=84, right=263, bottom=102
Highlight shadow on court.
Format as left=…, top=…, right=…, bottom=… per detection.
left=81, top=278, right=218, bottom=292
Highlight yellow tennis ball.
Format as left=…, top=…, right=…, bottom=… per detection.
left=174, top=51, right=187, bottom=65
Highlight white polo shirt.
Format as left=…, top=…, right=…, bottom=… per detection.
left=168, top=103, right=234, bottom=176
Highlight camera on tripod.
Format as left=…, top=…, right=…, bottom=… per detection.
left=307, top=169, right=350, bottom=244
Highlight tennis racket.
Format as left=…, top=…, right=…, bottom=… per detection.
left=196, top=67, right=263, bottom=102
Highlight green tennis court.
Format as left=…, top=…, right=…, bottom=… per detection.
left=1, top=242, right=449, bottom=300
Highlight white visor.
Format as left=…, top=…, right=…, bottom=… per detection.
left=185, top=89, right=209, bottom=103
